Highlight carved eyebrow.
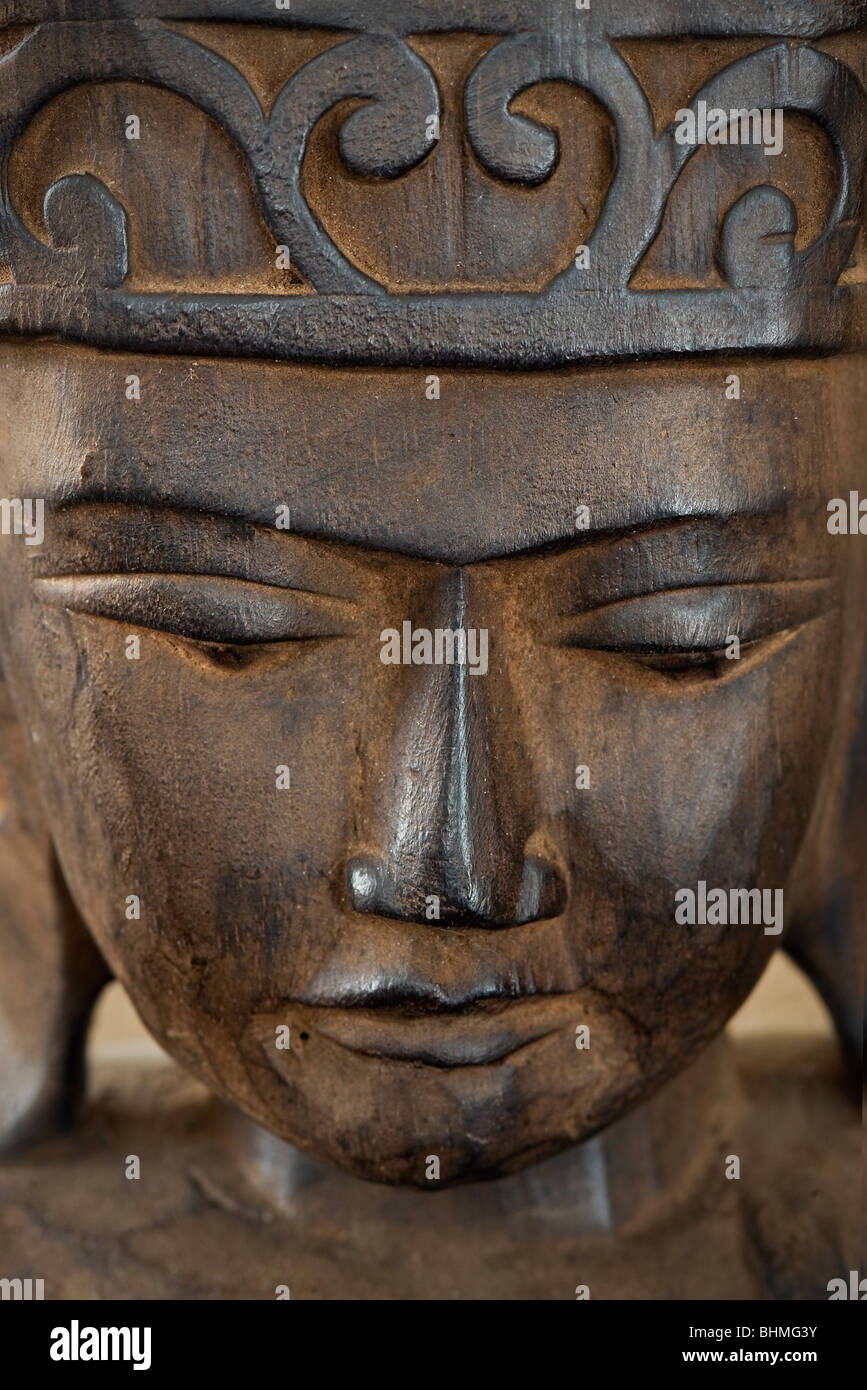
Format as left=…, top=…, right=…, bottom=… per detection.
left=500, top=505, right=800, bottom=559
left=42, top=498, right=798, bottom=567
left=36, top=500, right=374, bottom=594
left=502, top=507, right=834, bottom=618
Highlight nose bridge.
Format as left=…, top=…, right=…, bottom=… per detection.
left=347, top=569, right=565, bottom=927
left=396, top=570, right=525, bottom=916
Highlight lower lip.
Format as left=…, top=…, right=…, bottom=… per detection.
left=287, top=995, right=581, bottom=1068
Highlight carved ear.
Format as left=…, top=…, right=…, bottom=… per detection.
left=0, top=666, right=111, bottom=1155
left=783, top=643, right=865, bottom=1077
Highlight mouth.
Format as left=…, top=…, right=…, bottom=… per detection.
left=256, top=989, right=582, bottom=1068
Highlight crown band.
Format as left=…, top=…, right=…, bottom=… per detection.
left=0, top=3, right=864, bottom=365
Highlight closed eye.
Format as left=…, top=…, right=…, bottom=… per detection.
left=548, top=580, right=835, bottom=676
left=33, top=573, right=357, bottom=646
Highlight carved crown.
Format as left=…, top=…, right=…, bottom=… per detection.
left=0, top=0, right=864, bottom=365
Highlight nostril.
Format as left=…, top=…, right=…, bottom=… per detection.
left=515, top=855, right=568, bottom=925
left=347, top=854, right=384, bottom=914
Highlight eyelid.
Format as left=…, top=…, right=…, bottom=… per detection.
left=548, top=580, right=836, bottom=651
left=33, top=573, right=357, bottom=644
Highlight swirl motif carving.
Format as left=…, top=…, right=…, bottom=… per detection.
left=465, top=38, right=865, bottom=293
left=0, top=21, right=440, bottom=293
left=0, top=6, right=863, bottom=364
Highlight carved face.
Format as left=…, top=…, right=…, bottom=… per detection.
left=0, top=345, right=862, bottom=1184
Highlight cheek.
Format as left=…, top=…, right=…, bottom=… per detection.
left=521, top=616, right=840, bottom=998
left=7, top=627, right=370, bottom=1087
left=35, top=632, right=363, bottom=922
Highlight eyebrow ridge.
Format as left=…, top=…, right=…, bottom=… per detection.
left=46, top=500, right=797, bottom=566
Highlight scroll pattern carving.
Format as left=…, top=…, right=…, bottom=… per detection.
left=465, top=39, right=864, bottom=293
left=0, top=8, right=863, bottom=363
left=0, top=22, right=441, bottom=292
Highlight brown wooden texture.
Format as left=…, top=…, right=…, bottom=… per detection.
left=0, top=0, right=863, bottom=1300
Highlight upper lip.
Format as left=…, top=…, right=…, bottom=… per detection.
left=250, top=915, right=590, bottom=1065
left=284, top=949, right=586, bottom=1015
left=293, top=980, right=540, bottom=1013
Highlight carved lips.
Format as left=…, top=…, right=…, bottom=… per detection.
left=257, top=994, right=583, bottom=1069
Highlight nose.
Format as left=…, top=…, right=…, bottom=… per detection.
left=346, top=571, right=566, bottom=928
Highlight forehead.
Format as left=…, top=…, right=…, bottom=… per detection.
left=0, top=346, right=859, bottom=563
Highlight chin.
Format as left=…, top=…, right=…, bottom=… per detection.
left=221, top=1003, right=652, bottom=1188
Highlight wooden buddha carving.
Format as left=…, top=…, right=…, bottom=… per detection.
left=0, top=0, right=863, bottom=1300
